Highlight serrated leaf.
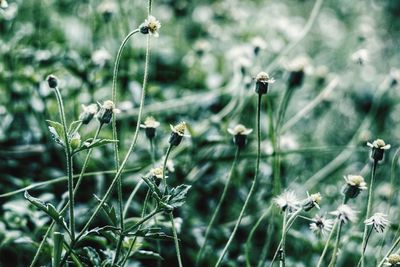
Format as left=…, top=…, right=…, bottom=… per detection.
left=24, top=191, right=70, bottom=234
left=93, top=195, right=118, bottom=226
left=68, top=120, right=82, bottom=136
left=46, top=120, right=65, bottom=146
left=168, top=184, right=191, bottom=208
left=81, top=226, right=121, bottom=239
left=131, top=227, right=174, bottom=240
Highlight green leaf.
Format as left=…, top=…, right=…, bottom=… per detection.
left=82, top=247, right=101, bottom=266
left=130, top=227, right=174, bottom=240
left=93, top=195, right=118, bottom=226
left=80, top=226, right=121, bottom=239
left=47, top=120, right=65, bottom=146
left=135, top=250, right=164, bottom=260
left=73, top=139, right=118, bottom=154
left=68, top=120, right=82, bottom=135
left=24, top=191, right=70, bottom=234
left=167, top=184, right=191, bottom=208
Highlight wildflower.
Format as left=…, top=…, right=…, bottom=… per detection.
left=367, top=139, right=391, bottom=162
left=97, top=1, right=117, bottom=22
left=274, top=191, right=299, bottom=213
left=140, top=116, right=160, bottom=140
left=343, top=175, right=367, bottom=199
left=169, top=122, right=188, bottom=147
left=330, top=204, right=358, bottom=224
left=46, top=75, right=58, bottom=89
left=91, top=48, right=111, bottom=67
left=0, top=0, right=8, bottom=9
left=254, top=71, right=274, bottom=95
left=302, top=192, right=322, bottom=211
left=364, top=213, right=390, bottom=233
left=227, top=124, right=253, bottom=149
left=286, top=56, right=309, bottom=89
left=351, top=48, right=368, bottom=65
left=96, top=100, right=120, bottom=124
left=251, top=36, right=267, bottom=55
left=309, top=215, right=334, bottom=236
left=149, top=166, right=167, bottom=186
left=79, top=104, right=98, bottom=125
left=385, top=254, right=400, bottom=266
left=140, top=15, right=161, bottom=37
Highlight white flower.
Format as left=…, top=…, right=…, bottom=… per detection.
left=367, top=139, right=391, bottom=150
left=150, top=167, right=167, bottom=179
left=0, top=0, right=8, bottom=9
left=140, top=15, right=161, bottom=37
left=385, top=254, right=400, bottom=266
left=91, top=48, right=111, bottom=67
left=330, top=204, right=358, bottom=224
left=255, top=71, right=275, bottom=84
left=351, top=48, right=368, bottom=65
left=274, top=191, right=299, bottom=212
left=309, top=215, right=334, bottom=237
left=364, top=213, right=390, bottom=233
left=285, top=55, right=310, bottom=72
left=170, top=122, right=188, bottom=137
left=227, top=124, right=253, bottom=136
left=344, top=175, right=367, bottom=190
left=140, top=116, right=160, bottom=129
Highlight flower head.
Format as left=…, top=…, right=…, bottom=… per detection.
left=169, top=122, right=188, bottom=146
left=251, top=36, right=267, bottom=55
left=79, top=104, right=98, bottom=125
left=1, top=0, right=8, bottom=9
left=302, top=192, right=322, bottom=211
left=46, top=74, right=58, bottom=89
left=385, top=254, right=400, bottom=266
left=140, top=116, right=160, bottom=140
left=343, top=175, right=367, bottom=199
left=97, top=1, right=118, bottom=21
left=364, top=213, right=390, bottom=233
left=330, top=204, right=358, bottom=224
left=274, top=191, right=299, bottom=213
left=285, top=56, right=310, bottom=89
left=150, top=167, right=167, bottom=180
left=309, top=215, right=334, bottom=237
left=96, top=100, right=120, bottom=124
left=140, top=15, right=161, bottom=37
left=254, top=71, right=274, bottom=95
left=367, top=139, right=391, bottom=161
left=227, top=124, right=253, bottom=149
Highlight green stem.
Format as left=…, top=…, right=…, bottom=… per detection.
left=53, top=86, right=75, bottom=241
left=360, top=159, right=378, bottom=266
left=279, top=210, right=289, bottom=267
left=327, top=221, right=343, bottom=267
left=316, top=219, right=339, bottom=267
left=170, top=212, right=184, bottom=267
left=162, top=145, right=173, bottom=195
left=214, top=94, right=263, bottom=267
left=245, top=205, right=273, bottom=267
left=196, top=147, right=241, bottom=267
left=123, top=180, right=144, bottom=218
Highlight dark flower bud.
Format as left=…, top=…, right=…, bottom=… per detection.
left=169, top=122, right=187, bottom=147
left=342, top=175, right=367, bottom=199
left=367, top=139, right=391, bottom=162
left=79, top=104, right=98, bottom=125
left=47, top=75, right=58, bottom=88
left=140, top=116, right=160, bottom=140
left=96, top=100, right=120, bottom=124
left=255, top=72, right=274, bottom=95
left=227, top=124, right=253, bottom=149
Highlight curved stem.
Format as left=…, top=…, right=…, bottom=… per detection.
left=316, top=219, right=339, bottom=267
left=245, top=205, right=273, bottom=267
left=196, top=147, right=241, bottom=266
left=360, top=160, right=378, bottom=266
left=214, top=94, right=263, bottom=267
left=170, top=212, right=184, bottom=267
left=54, top=87, right=75, bottom=241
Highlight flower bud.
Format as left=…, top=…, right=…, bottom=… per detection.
left=169, top=122, right=187, bottom=147
left=255, top=72, right=274, bottom=95
left=70, top=133, right=81, bottom=150
left=286, top=56, right=309, bottom=89
left=150, top=167, right=167, bottom=186
left=140, top=116, right=160, bottom=140
left=302, top=192, right=321, bottom=212
left=227, top=124, right=253, bottom=149
left=96, top=100, right=120, bottom=124
left=46, top=75, right=58, bottom=88
left=367, top=139, right=391, bottom=162
left=79, top=104, right=98, bottom=124
left=343, top=175, right=367, bottom=199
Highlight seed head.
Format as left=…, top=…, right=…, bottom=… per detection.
left=309, top=215, right=334, bottom=237
left=302, top=192, right=322, bottom=211
left=364, top=213, right=390, bottom=233
left=330, top=204, right=358, bottom=224
left=140, top=15, right=161, bottom=37
left=274, top=191, right=299, bottom=213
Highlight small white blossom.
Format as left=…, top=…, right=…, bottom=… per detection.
left=309, top=215, right=334, bottom=237
left=364, top=213, right=390, bottom=233
left=140, top=15, right=161, bottom=37
left=150, top=167, right=167, bottom=180
left=92, top=48, right=111, bottom=67
left=140, top=116, right=160, bottom=129
left=344, top=175, right=367, bottom=190
left=330, top=204, right=358, bottom=224
left=367, top=139, right=391, bottom=150
left=274, top=191, right=299, bottom=212
left=227, top=124, right=253, bottom=136
left=170, top=122, right=188, bottom=137
left=385, top=254, right=400, bottom=266
left=255, top=71, right=275, bottom=84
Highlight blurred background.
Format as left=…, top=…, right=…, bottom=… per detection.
left=1, top=0, right=400, bottom=266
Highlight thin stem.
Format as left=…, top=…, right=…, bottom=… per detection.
left=360, top=159, right=378, bottom=266
left=170, top=212, right=184, bottom=267
left=150, top=138, right=156, bottom=166
left=53, top=87, right=75, bottom=241
left=327, top=221, right=343, bottom=267
left=214, top=94, right=263, bottom=267
left=196, top=147, right=241, bottom=267
left=279, top=210, right=289, bottom=267
left=316, top=219, right=339, bottom=267
left=245, top=205, right=273, bottom=267
left=378, top=233, right=400, bottom=267
left=123, top=179, right=144, bottom=218
left=162, top=145, right=173, bottom=195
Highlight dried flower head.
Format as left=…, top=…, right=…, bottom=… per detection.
left=367, top=139, right=391, bottom=161
left=255, top=71, right=275, bottom=95
left=169, top=122, right=188, bottom=146
left=364, top=213, right=390, bottom=233
left=309, top=215, right=334, bottom=236
left=96, top=100, right=120, bottom=124
left=343, top=175, right=367, bottom=199
left=274, top=191, right=299, bottom=213
left=46, top=74, right=58, bottom=88
left=79, top=104, right=98, bottom=125
left=302, top=192, right=322, bottom=211
left=140, top=116, right=160, bottom=140
left=330, top=204, right=358, bottom=224
left=385, top=254, right=400, bottom=266
left=140, top=15, right=161, bottom=37
left=227, top=124, right=253, bottom=149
